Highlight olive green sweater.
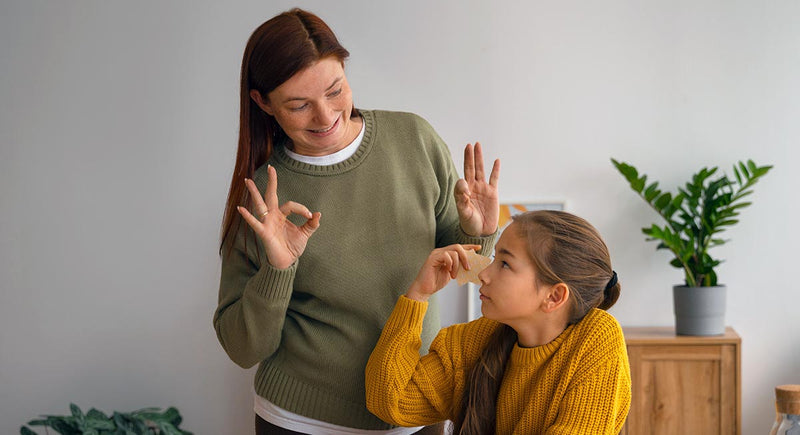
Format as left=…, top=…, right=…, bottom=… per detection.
left=214, top=110, right=496, bottom=430
left=366, top=297, right=632, bottom=434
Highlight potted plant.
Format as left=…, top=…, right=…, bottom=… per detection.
left=611, top=158, right=772, bottom=335
left=20, top=403, right=192, bottom=435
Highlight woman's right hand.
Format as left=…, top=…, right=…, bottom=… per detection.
left=237, top=165, right=321, bottom=269
left=405, top=244, right=482, bottom=302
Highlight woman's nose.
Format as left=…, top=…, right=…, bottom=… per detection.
left=314, top=102, right=336, bottom=126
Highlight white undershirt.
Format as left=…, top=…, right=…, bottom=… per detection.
left=284, top=120, right=365, bottom=165
left=256, top=121, right=420, bottom=434
left=254, top=392, right=421, bottom=435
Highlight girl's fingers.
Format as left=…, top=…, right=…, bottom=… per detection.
left=456, top=244, right=482, bottom=271
left=449, top=251, right=461, bottom=278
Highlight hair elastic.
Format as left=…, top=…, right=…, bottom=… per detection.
left=605, top=271, right=618, bottom=291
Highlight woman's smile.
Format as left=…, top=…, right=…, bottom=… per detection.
left=309, top=115, right=340, bottom=136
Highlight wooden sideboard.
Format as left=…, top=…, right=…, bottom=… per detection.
left=620, top=326, right=741, bottom=435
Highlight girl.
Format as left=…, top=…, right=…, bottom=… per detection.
left=366, top=210, right=631, bottom=434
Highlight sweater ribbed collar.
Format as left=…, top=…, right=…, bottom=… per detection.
left=272, top=109, right=375, bottom=176
left=509, top=309, right=602, bottom=365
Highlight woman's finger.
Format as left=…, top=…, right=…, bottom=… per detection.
left=299, top=211, right=322, bottom=237
left=237, top=206, right=263, bottom=231
left=454, top=179, right=471, bottom=203
left=265, top=165, right=280, bottom=212
left=278, top=201, right=313, bottom=219
left=463, top=143, right=475, bottom=182
left=473, top=142, right=485, bottom=181
left=488, top=158, right=500, bottom=187
left=245, top=178, right=268, bottom=213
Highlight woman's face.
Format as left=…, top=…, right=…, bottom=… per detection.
left=477, top=224, right=544, bottom=325
left=255, top=57, right=359, bottom=157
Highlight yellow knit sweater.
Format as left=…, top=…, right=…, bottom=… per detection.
left=365, top=296, right=631, bottom=434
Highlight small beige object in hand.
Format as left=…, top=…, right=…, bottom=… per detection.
left=456, top=250, right=492, bottom=285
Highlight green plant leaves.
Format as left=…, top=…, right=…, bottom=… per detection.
left=612, top=158, right=772, bottom=287
left=20, top=403, right=192, bottom=435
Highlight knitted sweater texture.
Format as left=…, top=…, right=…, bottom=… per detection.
left=366, top=296, right=631, bottom=434
left=213, top=110, right=496, bottom=430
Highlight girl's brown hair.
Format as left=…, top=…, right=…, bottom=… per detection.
left=452, top=210, right=620, bottom=434
left=220, top=8, right=356, bottom=250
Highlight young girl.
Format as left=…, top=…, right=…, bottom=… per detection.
left=365, top=210, right=631, bottom=434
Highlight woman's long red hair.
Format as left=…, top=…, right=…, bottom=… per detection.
left=220, top=9, right=353, bottom=252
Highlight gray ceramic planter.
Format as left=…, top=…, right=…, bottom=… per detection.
left=673, top=285, right=727, bottom=336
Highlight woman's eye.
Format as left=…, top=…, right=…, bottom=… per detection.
left=289, top=103, right=308, bottom=112
left=501, top=261, right=510, bottom=269
left=328, top=88, right=342, bottom=98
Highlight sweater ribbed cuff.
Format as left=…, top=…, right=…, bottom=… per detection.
left=460, top=227, right=498, bottom=256
left=249, top=259, right=298, bottom=300
left=384, top=296, right=428, bottom=334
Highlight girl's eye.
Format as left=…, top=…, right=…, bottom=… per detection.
left=501, top=261, right=510, bottom=269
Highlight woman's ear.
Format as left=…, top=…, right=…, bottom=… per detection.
left=540, top=283, right=570, bottom=313
left=250, top=89, right=273, bottom=115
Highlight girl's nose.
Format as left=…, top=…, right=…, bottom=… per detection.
left=477, top=263, right=490, bottom=285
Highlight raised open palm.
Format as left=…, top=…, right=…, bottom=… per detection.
left=455, top=142, right=500, bottom=236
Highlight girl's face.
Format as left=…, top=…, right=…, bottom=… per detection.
left=477, top=224, right=546, bottom=325
left=256, top=57, right=360, bottom=156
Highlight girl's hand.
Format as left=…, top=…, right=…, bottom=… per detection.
left=455, top=142, right=500, bottom=236
left=406, top=244, right=483, bottom=302
left=237, top=165, right=321, bottom=269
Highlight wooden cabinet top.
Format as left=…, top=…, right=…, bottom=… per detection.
left=622, top=326, right=740, bottom=345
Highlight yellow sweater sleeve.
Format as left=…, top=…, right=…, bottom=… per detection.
left=365, top=296, right=459, bottom=427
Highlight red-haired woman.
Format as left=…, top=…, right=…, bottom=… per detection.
left=212, top=8, right=500, bottom=435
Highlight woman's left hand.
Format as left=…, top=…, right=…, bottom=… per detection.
left=455, top=142, right=500, bottom=236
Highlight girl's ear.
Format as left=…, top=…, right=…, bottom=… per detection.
left=250, top=89, right=274, bottom=115
left=540, top=283, right=570, bottom=313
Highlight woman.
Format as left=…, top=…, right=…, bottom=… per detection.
left=366, top=210, right=631, bottom=434
left=213, top=8, right=500, bottom=434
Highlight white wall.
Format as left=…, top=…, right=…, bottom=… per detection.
left=1, top=1, right=797, bottom=433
